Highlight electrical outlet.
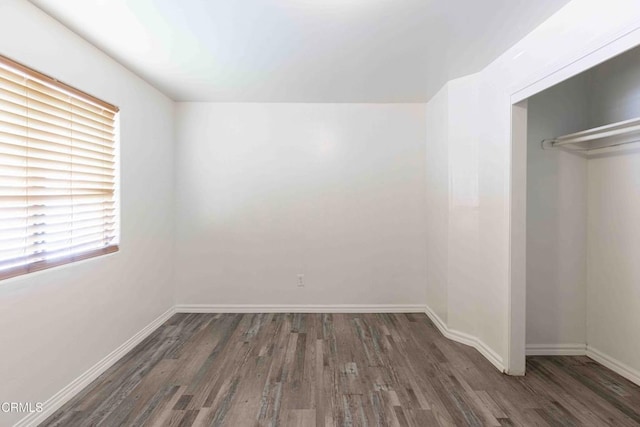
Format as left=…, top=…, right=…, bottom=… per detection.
left=297, top=274, right=305, bottom=287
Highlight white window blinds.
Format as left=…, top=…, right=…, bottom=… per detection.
left=0, top=55, right=119, bottom=280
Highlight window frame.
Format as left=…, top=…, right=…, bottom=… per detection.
left=0, top=54, right=120, bottom=281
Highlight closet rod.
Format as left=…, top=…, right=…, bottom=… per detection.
left=542, top=116, right=640, bottom=152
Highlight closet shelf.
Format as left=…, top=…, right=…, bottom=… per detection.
left=541, top=116, right=640, bottom=152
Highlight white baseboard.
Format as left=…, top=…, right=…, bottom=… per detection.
left=526, top=343, right=587, bottom=356
left=423, top=305, right=505, bottom=373
left=14, top=307, right=176, bottom=427
left=174, top=304, right=426, bottom=313
left=586, top=346, right=640, bottom=387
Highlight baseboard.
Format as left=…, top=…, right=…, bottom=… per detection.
left=526, top=343, right=587, bottom=356
left=586, top=345, right=640, bottom=387
left=174, top=304, right=426, bottom=313
left=14, top=306, right=176, bottom=427
left=423, top=305, right=505, bottom=373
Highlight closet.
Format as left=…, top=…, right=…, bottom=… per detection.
left=525, top=45, right=640, bottom=384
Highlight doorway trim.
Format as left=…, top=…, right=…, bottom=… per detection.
left=505, top=27, right=640, bottom=375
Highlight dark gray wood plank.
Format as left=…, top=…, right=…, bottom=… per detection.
left=40, top=313, right=640, bottom=427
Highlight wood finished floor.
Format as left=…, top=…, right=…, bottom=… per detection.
left=42, top=313, right=640, bottom=426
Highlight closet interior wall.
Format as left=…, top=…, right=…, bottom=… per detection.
left=526, top=73, right=589, bottom=351
left=526, top=46, right=640, bottom=376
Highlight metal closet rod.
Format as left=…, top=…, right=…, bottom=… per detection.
left=542, top=116, right=640, bottom=151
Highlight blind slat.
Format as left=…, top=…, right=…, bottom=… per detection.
left=0, top=227, right=116, bottom=251
left=0, top=98, right=115, bottom=140
left=0, top=202, right=115, bottom=219
left=0, top=213, right=116, bottom=231
left=1, top=152, right=115, bottom=175
left=0, top=134, right=115, bottom=161
left=0, top=108, right=115, bottom=145
left=0, top=141, right=115, bottom=164
left=0, top=128, right=116, bottom=156
left=1, top=164, right=115, bottom=181
left=0, top=175, right=114, bottom=189
left=0, top=187, right=113, bottom=197
left=0, top=115, right=115, bottom=147
left=0, top=193, right=114, bottom=204
left=27, top=79, right=115, bottom=120
left=0, top=222, right=116, bottom=243
left=1, top=229, right=115, bottom=253
left=0, top=78, right=116, bottom=127
left=0, top=119, right=115, bottom=151
left=0, top=86, right=115, bottom=132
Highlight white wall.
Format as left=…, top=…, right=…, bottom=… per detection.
left=446, top=76, right=482, bottom=336
left=586, top=46, right=640, bottom=376
left=424, top=0, right=640, bottom=372
left=424, top=73, right=506, bottom=369
left=526, top=75, right=589, bottom=348
left=0, top=2, right=175, bottom=426
left=174, top=103, right=428, bottom=307
left=588, top=152, right=640, bottom=376
left=425, top=75, right=484, bottom=335
left=424, top=85, right=449, bottom=322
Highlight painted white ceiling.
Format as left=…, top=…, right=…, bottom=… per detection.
left=30, top=0, right=570, bottom=102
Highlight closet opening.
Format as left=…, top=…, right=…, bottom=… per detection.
left=510, top=44, right=640, bottom=383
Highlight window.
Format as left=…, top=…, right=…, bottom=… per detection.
left=0, top=55, right=119, bottom=280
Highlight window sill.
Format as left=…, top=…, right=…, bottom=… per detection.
left=0, top=245, right=119, bottom=281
